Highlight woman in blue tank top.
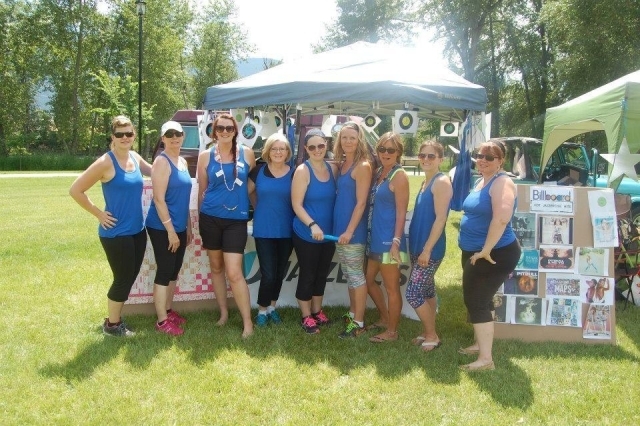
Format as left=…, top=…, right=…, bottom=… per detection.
left=196, top=113, right=256, bottom=338
left=407, top=141, right=452, bottom=352
left=366, top=132, right=410, bottom=343
left=70, top=115, right=152, bottom=337
left=332, top=122, right=372, bottom=338
left=247, top=133, right=294, bottom=327
left=146, top=121, right=193, bottom=336
left=458, top=140, right=520, bottom=371
left=291, top=128, right=337, bottom=335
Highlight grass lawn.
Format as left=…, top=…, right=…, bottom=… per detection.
left=1, top=175, right=639, bottom=425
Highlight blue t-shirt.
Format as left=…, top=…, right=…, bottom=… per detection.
left=333, top=163, right=368, bottom=244
left=292, top=161, right=336, bottom=243
left=201, top=145, right=250, bottom=220
left=251, top=163, right=294, bottom=238
left=458, top=172, right=516, bottom=251
left=99, top=151, right=144, bottom=238
left=408, top=173, right=447, bottom=260
left=146, top=153, right=193, bottom=233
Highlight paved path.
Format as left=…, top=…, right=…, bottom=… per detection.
left=0, top=172, right=81, bottom=178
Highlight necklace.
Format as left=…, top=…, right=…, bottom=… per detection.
left=216, top=146, right=236, bottom=192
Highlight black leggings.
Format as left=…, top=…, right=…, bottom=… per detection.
left=461, top=240, right=521, bottom=323
left=147, top=227, right=187, bottom=286
left=292, top=233, right=335, bottom=301
left=99, top=230, right=147, bottom=302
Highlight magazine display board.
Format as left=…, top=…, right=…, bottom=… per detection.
left=494, top=185, right=616, bottom=345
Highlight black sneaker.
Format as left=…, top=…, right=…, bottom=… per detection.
left=301, top=315, right=319, bottom=334
left=102, top=318, right=135, bottom=337
left=338, top=319, right=365, bottom=339
left=312, top=310, right=331, bottom=326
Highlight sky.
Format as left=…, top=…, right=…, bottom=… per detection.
left=228, top=0, right=446, bottom=66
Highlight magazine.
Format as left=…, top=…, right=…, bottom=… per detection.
left=580, top=276, right=615, bottom=305
left=538, top=215, right=574, bottom=245
left=583, top=304, right=612, bottom=339
left=545, top=273, right=581, bottom=298
left=516, top=249, right=539, bottom=271
left=539, top=245, right=575, bottom=273
left=511, top=296, right=546, bottom=326
left=546, top=297, right=582, bottom=327
left=576, top=247, right=609, bottom=276
left=503, top=270, right=538, bottom=296
left=512, top=212, right=537, bottom=248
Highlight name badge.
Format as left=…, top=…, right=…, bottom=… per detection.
left=236, top=162, right=245, bottom=169
left=215, top=170, right=224, bottom=177
left=235, top=178, right=243, bottom=186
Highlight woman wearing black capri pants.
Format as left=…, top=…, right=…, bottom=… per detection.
left=458, top=140, right=520, bottom=371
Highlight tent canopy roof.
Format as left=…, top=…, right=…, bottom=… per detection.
left=542, top=69, right=640, bottom=169
left=203, top=42, right=487, bottom=121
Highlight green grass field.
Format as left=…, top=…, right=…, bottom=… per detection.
left=1, top=175, right=639, bottom=425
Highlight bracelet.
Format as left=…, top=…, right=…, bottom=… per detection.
left=308, top=221, right=317, bottom=228
left=392, top=237, right=401, bottom=245
left=162, top=218, right=172, bottom=224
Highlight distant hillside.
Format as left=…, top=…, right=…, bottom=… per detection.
left=236, top=57, right=274, bottom=78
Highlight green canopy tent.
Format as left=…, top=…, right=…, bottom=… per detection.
left=541, top=69, right=640, bottom=187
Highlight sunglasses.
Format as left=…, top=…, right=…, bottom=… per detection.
left=377, top=146, right=397, bottom=154
left=418, top=153, right=438, bottom=160
left=164, top=130, right=184, bottom=138
left=475, top=153, right=497, bottom=161
left=306, top=143, right=326, bottom=152
left=215, top=125, right=236, bottom=133
left=113, top=131, right=134, bottom=138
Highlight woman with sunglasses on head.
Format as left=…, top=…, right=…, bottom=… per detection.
left=291, top=128, right=337, bottom=334
left=332, top=122, right=372, bottom=338
left=70, top=115, right=152, bottom=337
left=407, top=141, right=453, bottom=352
left=247, top=133, right=295, bottom=327
left=197, top=113, right=256, bottom=338
left=145, top=121, right=192, bottom=336
left=458, top=140, right=520, bottom=371
left=366, top=132, right=410, bottom=343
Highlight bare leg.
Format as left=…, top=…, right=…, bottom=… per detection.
left=379, top=263, right=401, bottom=336
left=414, top=296, right=439, bottom=345
left=223, top=252, right=253, bottom=338
left=207, top=249, right=228, bottom=325
left=365, top=259, right=388, bottom=326
left=298, top=299, right=312, bottom=318
left=311, top=295, right=324, bottom=314
left=348, top=287, right=356, bottom=317
left=165, top=280, right=178, bottom=311
left=353, top=285, right=368, bottom=324
left=153, top=284, right=169, bottom=322
left=464, top=321, right=494, bottom=368
left=107, top=299, right=124, bottom=324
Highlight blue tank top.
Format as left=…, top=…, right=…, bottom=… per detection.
left=146, top=153, right=193, bottom=232
left=252, top=163, right=294, bottom=238
left=201, top=145, right=250, bottom=220
left=292, top=161, right=336, bottom=243
left=333, top=163, right=368, bottom=244
left=369, top=166, right=407, bottom=254
left=458, top=172, right=517, bottom=251
left=99, top=151, right=144, bottom=238
left=408, top=173, right=447, bottom=260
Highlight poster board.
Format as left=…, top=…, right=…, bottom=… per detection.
left=494, top=185, right=616, bottom=345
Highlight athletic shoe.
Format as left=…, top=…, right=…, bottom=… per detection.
left=312, top=310, right=331, bottom=326
left=269, top=310, right=282, bottom=325
left=338, top=319, right=365, bottom=339
left=255, top=313, right=269, bottom=327
left=102, top=318, right=135, bottom=337
left=167, top=310, right=186, bottom=325
left=156, top=320, right=184, bottom=336
left=301, top=316, right=319, bottom=334
left=342, top=311, right=352, bottom=324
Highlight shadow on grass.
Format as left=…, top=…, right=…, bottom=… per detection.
left=39, top=286, right=640, bottom=410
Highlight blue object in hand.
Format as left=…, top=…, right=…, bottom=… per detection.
left=323, top=234, right=339, bottom=242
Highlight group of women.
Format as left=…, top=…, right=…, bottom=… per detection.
left=71, top=113, right=520, bottom=372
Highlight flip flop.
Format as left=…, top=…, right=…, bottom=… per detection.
left=458, top=347, right=479, bottom=355
left=421, top=341, right=442, bottom=352
left=369, top=332, right=398, bottom=343
left=411, top=336, right=427, bottom=346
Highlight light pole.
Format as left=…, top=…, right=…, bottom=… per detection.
left=136, top=0, right=146, bottom=154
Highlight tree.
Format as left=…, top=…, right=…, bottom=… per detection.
left=314, top=0, right=415, bottom=51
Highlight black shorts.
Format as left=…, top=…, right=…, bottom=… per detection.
left=199, top=212, right=247, bottom=254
